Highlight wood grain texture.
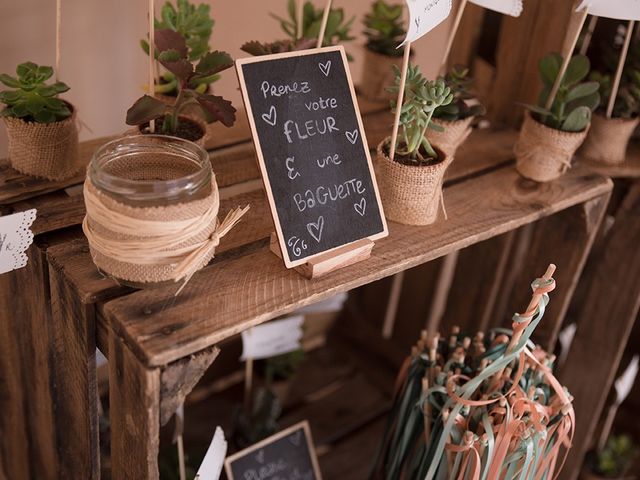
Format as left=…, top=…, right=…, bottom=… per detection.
left=558, top=183, right=640, bottom=480
left=101, top=164, right=612, bottom=367
left=48, top=264, right=100, bottom=479
left=109, top=329, right=161, bottom=480
left=448, top=3, right=486, bottom=69
left=159, top=346, right=219, bottom=426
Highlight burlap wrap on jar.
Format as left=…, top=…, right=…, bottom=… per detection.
left=2, top=107, right=80, bottom=180
left=580, top=114, right=639, bottom=165
left=376, top=138, right=452, bottom=226
left=426, top=116, right=474, bottom=156
left=515, top=112, right=588, bottom=183
left=359, top=48, right=405, bottom=102
left=84, top=176, right=219, bottom=285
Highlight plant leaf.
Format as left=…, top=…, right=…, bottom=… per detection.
left=155, top=28, right=188, bottom=58
left=195, top=93, right=236, bottom=127
left=539, top=53, right=562, bottom=86
left=562, top=106, right=591, bottom=132
left=0, top=74, right=20, bottom=88
left=126, top=94, right=167, bottom=126
left=195, top=51, right=233, bottom=76
left=564, top=54, right=590, bottom=87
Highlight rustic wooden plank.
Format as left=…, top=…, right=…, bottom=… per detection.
left=109, top=329, right=161, bottom=480
left=495, top=193, right=609, bottom=350
left=101, top=164, right=612, bottom=367
left=48, top=263, right=100, bottom=479
left=558, top=183, right=640, bottom=480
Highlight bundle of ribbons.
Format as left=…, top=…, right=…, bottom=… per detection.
left=371, top=265, right=575, bottom=480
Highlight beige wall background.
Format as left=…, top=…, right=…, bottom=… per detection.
left=0, top=0, right=451, bottom=158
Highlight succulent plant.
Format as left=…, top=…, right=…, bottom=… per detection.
left=591, top=70, right=640, bottom=119
left=141, top=0, right=215, bottom=95
left=386, top=64, right=453, bottom=163
left=432, top=65, right=486, bottom=121
left=0, top=62, right=71, bottom=123
left=272, top=0, right=355, bottom=49
left=127, top=29, right=236, bottom=136
left=363, top=0, right=406, bottom=58
left=240, top=38, right=316, bottom=57
left=594, top=434, right=638, bottom=478
left=524, top=53, right=600, bottom=132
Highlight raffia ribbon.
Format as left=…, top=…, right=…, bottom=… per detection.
left=82, top=177, right=249, bottom=294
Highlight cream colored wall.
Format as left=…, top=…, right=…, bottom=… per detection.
left=0, top=0, right=450, bottom=158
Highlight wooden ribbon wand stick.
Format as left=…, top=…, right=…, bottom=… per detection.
left=297, top=0, right=304, bottom=40
left=440, top=0, right=469, bottom=75
left=606, top=21, right=635, bottom=119
left=55, top=0, right=62, bottom=81
left=317, top=0, right=332, bottom=49
left=149, top=0, right=156, bottom=132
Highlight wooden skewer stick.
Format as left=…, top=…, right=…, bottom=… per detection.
left=382, top=271, right=405, bottom=338
left=148, top=0, right=156, bottom=133
left=296, top=0, right=304, bottom=40
left=579, top=15, right=598, bottom=55
left=316, top=0, right=332, bottom=49
left=440, top=0, right=468, bottom=75
left=544, top=9, right=588, bottom=111
left=606, top=21, right=635, bottom=119
left=389, top=42, right=412, bottom=161
left=55, top=0, right=62, bottom=81
left=244, top=355, right=254, bottom=413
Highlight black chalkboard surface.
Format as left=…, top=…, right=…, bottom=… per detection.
left=236, top=46, right=388, bottom=268
left=224, top=421, right=322, bottom=480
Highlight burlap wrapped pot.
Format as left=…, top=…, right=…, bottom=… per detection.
left=426, top=116, right=474, bottom=156
left=359, top=48, right=405, bottom=102
left=376, top=138, right=452, bottom=226
left=2, top=106, right=80, bottom=180
left=580, top=114, right=639, bottom=165
left=515, top=112, right=588, bottom=182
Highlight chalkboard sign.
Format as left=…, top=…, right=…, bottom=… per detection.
left=224, top=421, right=322, bottom=480
left=236, top=46, right=388, bottom=268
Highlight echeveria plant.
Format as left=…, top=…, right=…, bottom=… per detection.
left=363, top=0, right=406, bottom=58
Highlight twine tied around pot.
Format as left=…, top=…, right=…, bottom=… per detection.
left=82, top=178, right=249, bottom=294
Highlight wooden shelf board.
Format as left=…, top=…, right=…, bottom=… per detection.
left=99, top=163, right=612, bottom=367
left=579, top=142, right=640, bottom=178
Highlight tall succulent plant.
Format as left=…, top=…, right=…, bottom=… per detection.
left=524, top=53, right=600, bottom=132
left=386, top=64, right=453, bottom=163
left=363, top=0, right=406, bottom=58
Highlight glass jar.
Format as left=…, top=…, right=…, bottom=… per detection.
left=86, top=135, right=216, bottom=288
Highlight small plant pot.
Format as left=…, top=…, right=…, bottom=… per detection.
left=2, top=104, right=80, bottom=181
left=515, top=112, right=588, bottom=182
left=359, top=48, right=405, bottom=102
left=426, top=116, right=474, bottom=156
left=580, top=114, right=639, bottom=165
left=376, top=137, right=451, bottom=226
left=137, top=114, right=209, bottom=147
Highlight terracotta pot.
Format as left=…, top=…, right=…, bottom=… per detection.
left=359, top=48, right=405, bottom=102
left=515, top=112, right=588, bottom=182
left=2, top=103, right=80, bottom=180
left=135, top=114, right=209, bottom=147
left=426, top=116, right=474, bottom=156
left=376, top=137, right=452, bottom=226
left=580, top=114, right=639, bottom=165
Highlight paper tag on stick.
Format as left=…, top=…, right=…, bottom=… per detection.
left=469, top=0, right=523, bottom=16
left=401, top=0, right=453, bottom=45
left=577, top=0, right=640, bottom=21
left=241, top=316, right=304, bottom=361
left=0, top=209, right=37, bottom=275
left=195, top=427, right=227, bottom=480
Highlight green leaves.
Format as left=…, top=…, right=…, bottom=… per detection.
left=561, top=106, right=591, bottom=132
left=432, top=65, right=485, bottom=121
left=363, top=0, right=406, bottom=57
left=0, top=62, right=71, bottom=123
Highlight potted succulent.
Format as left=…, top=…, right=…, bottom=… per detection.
left=582, top=435, right=638, bottom=480
left=141, top=0, right=216, bottom=98
left=515, top=53, right=600, bottom=182
left=127, top=29, right=236, bottom=146
left=580, top=69, right=640, bottom=165
left=360, top=0, right=407, bottom=102
left=0, top=62, right=80, bottom=180
left=377, top=64, right=453, bottom=225
left=427, top=65, right=486, bottom=155
left=240, top=38, right=316, bottom=57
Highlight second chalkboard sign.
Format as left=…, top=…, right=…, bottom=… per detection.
left=236, top=46, right=388, bottom=270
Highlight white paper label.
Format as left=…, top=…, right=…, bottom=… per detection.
left=241, top=316, right=304, bottom=361
left=296, top=293, right=347, bottom=314
left=577, top=0, right=640, bottom=21
left=401, top=0, right=453, bottom=45
left=0, top=209, right=36, bottom=275
left=469, top=0, right=523, bottom=16
left=615, top=355, right=639, bottom=404
left=195, top=427, right=227, bottom=480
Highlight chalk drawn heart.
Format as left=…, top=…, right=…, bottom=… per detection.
left=346, top=130, right=359, bottom=144
left=255, top=449, right=265, bottom=464
left=261, top=105, right=277, bottom=126
left=354, top=198, right=366, bottom=217
left=289, top=431, right=302, bottom=447
left=319, top=60, right=331, bottom=77
left=307, top=216, right=325, bottom=243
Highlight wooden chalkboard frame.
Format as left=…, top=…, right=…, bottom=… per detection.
left=224, top=421, right=322, bottom=480
left=236, top=46, right=388, bottom=269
